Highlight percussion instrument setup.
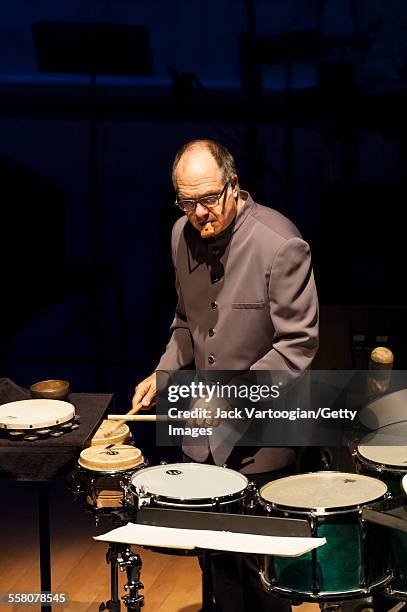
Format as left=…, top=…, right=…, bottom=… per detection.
left=85, top=355, right=407, bottom=612
left=92, top=374, right=407, bottom=610
left=5, top=359, right=407, bottom=612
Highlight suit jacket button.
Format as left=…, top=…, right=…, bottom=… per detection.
left=208, top=355, right=215, bottom=365
left=209, top=328, right=215, bottom=337
left=211, top=301, right=218, bottom=309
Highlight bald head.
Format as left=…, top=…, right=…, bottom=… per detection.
left=172, top=139, right=238, bottom=191
left=172, top=139, right=243, bottom=238
left=175, top=144, right=224, bottom=197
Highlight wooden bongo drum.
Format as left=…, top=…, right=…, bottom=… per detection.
left=77, top=444, right=144, bottom=509
left=87, top=419, right=131, bottom=447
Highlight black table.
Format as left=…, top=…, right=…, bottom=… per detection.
left=0, top=377, right=114, bottom=611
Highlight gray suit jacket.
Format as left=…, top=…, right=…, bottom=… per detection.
left=157, top=192, right=319, bottom=465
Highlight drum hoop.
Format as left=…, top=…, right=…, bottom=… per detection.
left=261, top=571, right=392, bottom=601
left=355, top=450, right=407, bottom=475
left=258, top=470, right=388, bottom=515
left=386, top=586, right=407, bottom=601
left=77, top=462, right=146, bottom=477
left=143, top=488, right=247, bottom=506
left=0, top=399, right=75, bottom=430
left=257, top=494, right=388, bottom=516
left=129, top=463, right=249, bottom=502
left=0, top=416, right=77, bottom=440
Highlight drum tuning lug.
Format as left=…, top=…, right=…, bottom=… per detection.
left=120, top=480, right=132, bottom=507
left=244, top=481, right=258, bottom=511
left=72, top=482, right=82, bottom=495
left=159, top=461, right=167, bottom=465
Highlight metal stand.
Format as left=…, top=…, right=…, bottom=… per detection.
left=99, top=543, right=144, bottom=611
left=200, top=550, right=215, bottom=612
left=38, top=482, right=52, bottom=612
left=121, top=547, right=144, bottom=610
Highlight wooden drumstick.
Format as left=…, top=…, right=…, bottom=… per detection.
left=107, top=414, right=158, bottom=422
left=103, top=401, right=143, bottom=437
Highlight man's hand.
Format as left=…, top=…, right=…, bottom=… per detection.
left=132, top=373, right=156, bottom=410
left=186, top=396, right=231, bottom=428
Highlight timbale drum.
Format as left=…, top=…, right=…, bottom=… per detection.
left=259, top=472, right=391, bottom=602
left=128, top=463, right=248, bottom=511
left=354, top=422, right=407, bottom=495
left=355, top=425, right=407, bottom=601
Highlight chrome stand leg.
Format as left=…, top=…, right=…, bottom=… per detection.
left=119, top=546, right=144, bottom=611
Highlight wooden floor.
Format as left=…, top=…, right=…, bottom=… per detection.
left=0, top=480, right=318, bottom=611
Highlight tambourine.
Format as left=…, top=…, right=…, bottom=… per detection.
left=0, top=399, right=79, bottom=441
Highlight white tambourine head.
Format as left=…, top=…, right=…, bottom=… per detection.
left=0, top=399, right=75, bottom=430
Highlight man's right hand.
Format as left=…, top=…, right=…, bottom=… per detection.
left=132, top=373, right=156, bottom=410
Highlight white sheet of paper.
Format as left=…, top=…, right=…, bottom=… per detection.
left=94, top=522, right=326, bottom=556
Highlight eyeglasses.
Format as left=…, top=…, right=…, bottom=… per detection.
left=175, top=181, right=229, bottom=212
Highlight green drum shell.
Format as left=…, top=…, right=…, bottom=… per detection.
left=260, top=494, right=390, bottom=601
left=355, top=451, right=407, bottom=599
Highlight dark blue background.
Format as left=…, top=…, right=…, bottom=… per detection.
left=1, top=0, right=406, bottom=410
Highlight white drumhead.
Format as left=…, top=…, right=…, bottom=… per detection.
left=0, top=399, right=75, bottom=430
left=402, top=474, right=407, bottom=494
left=358, top=422, right=407, bottom=467
left=130, top=463, right=248, bottom=500
left=260, top=472, right=387, bottom=510
left=359, top=389, right=407, bottom=430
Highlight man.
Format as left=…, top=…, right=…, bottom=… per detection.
left=133, top=139, right=319, bottom=610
